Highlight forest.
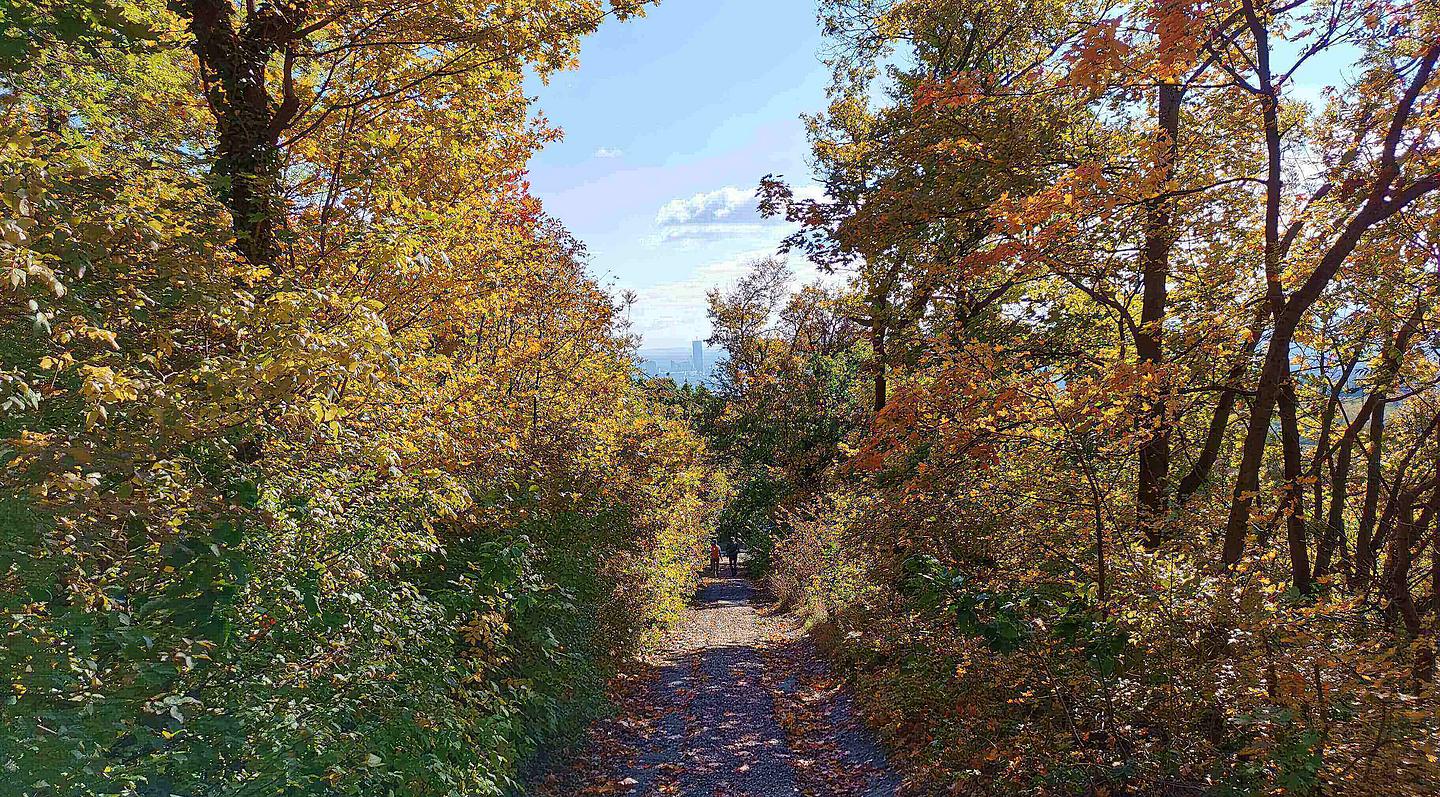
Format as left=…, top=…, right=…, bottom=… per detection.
left=3, top=0, right=1439, bottom=796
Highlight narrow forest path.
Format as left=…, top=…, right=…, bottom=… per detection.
left=533, top=570, right=901, bottom=797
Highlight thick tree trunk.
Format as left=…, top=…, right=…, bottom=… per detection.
left=1136, top=81, right=1182, bottom=543
left=1222, top=0, right=1287, bottom=566
left=173, top=0, right=303, bottom=266
left=872, top=320, right=887, bottom=412
left=1381, top=496, right=1423, bottom=637
left=1278, top=381, right=1312, bottom=593
left=1316, top=428, right=1356, bottom=581
left=1354, top=400, right=1386, bottom=589
left=1221, top=330, right=1291, bottom=565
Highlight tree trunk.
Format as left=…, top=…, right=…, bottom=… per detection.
left=1381, top=496, right=1423, bottom=638
left=1222, top=0, right=1287, bottom=566
left=1176, top=304, right=1265, bottom=503
left=1219, top=8, right=1437, bottom=569
left=1278, top=381, right=1312, bottom=593
left=1308, top=348, right=1364, bottom=522
left=872, top=319, right=887, bottom=412
left=1354, top=400, right=1386, bottom=589
left=1316, top=428, right=1355, bottom=581
left=1220, top=196, right=1428, bottom=568
left=1222, top=328, right=1292, bottom=565
left=1136, top=81, right=1182, bottom=543
left=173, top=0, right=303, bottom=266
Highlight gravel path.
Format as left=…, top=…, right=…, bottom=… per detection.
left=532, top=572, right=901, bottom=797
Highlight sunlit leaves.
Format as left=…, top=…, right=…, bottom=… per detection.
left=0, top=3, right=722, bottom=795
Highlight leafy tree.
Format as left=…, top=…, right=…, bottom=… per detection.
left=696, top=257, right=866, bottom=572
left=753, top=1, right=1440, bottom=794
left=2, top=3, right=723, bottom=794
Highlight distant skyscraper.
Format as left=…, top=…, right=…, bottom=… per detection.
left=692, top=340, right=704, bottom=374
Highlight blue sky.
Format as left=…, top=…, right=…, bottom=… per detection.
left=524, top=3, right=1361, bottom=350
left=526, top=1, right=831, bottom=349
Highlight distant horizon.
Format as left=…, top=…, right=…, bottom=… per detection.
left=634, top=340, right=720, bottom=387
left=636, top=341, right=708, bottom=355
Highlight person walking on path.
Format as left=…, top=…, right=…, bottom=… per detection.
left=709, top=541, right=721, bottom=576
left=725, top=539, right=740, bottom=576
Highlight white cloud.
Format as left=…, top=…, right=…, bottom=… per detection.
left=652, top=184, right=828, bottom=243
left=655, top=186, right=756, bottom=226
left=653, top=185, right=771, bottom=236
left=657, top=222, right=777, bottom=243
left=624, top=183, right=838, bottom=345
left=593, top=146, right=624, bottom=159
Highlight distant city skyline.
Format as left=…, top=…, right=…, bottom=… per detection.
left=637, top=340, right=719, bottom=387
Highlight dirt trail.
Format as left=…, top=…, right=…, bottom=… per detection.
left=533, top=572, right=901, bottom=797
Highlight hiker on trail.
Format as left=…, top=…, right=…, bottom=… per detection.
left=709, top=541, right=721, bottom=576
left=725, top=539, right=739, bottom=576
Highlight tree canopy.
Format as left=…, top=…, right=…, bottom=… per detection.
left=6, top=1, right=1440, bottom=795
left=3, top=2, right=725, bottom=794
